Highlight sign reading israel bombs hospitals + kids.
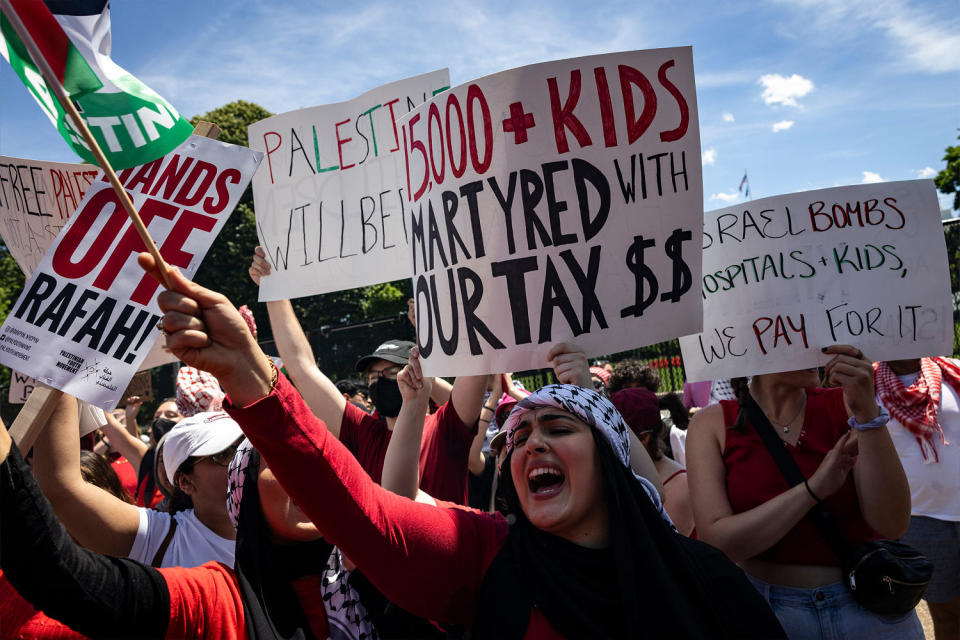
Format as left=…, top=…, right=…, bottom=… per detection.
left=250, top=69, right=450, bottom=300
left=400, top=48, right=703, bottom=376
left=679, top=181, right=952, bottom=381
left=0, top=136, right=263, bottom=409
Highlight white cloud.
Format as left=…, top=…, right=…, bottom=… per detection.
left=759, top=73, right=814, bottom=107
left=772, top=120, right=795, bottom=132
left=861, top=171, right=885, bottom=184
left=711, top=191, right=740, bottom=202
left=776, top=0, right=960, bottom=74
left=702, top=148, right=717, bottom=166
left=916, top=166, right=936, bottom=178
left=722, top=112, right=735, bottom=123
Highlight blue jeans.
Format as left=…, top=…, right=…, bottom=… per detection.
left=747, top=574, right=923, bottom=640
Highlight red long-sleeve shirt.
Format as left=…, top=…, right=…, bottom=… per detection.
left=225, top=374, right=566, bottom=637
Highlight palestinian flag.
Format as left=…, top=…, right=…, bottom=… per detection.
left=0, top=0, right=192, bottom=169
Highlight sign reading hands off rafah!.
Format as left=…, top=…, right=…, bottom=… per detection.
left=250, top=69, right=450, bottom=300
left=679, top=181, right=952, bottom=381
left=0, top=135, right=263, bottom=409
left=400, top=48, right=702, bottom=376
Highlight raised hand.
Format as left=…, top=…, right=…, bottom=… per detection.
left=547, top=342, right=592, bottom=389
left=139, top=252, right=272, bottom=406
left=397, top=348, right=433, bottom=404
left=822, top=344, right=880, bottom=422
left=248, top=245, right=272, bottom=286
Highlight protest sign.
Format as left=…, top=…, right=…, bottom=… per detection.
left=250, top=69, right=450, bottom=300
left=0, top=155, right=97, bottom=277
left=400, top=48, right=702, bottom=376
left=0, top=135, right=263, bottom=409
left=679, top=181, right=952, bottom=380
left=120, top=369, right=153, bottom=404
left=8, top=370, right=36, bottom=404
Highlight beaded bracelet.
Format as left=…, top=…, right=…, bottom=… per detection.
left=265, top=354, right=279, bottom=394
left=847, top=406, right=890, bottom=431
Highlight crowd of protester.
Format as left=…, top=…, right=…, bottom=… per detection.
left=0, top=246, right=956, bottom=639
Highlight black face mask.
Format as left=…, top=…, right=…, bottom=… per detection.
left=151, top=417, right=177, bottom=443
left=368, top=377, right=403, bottom=418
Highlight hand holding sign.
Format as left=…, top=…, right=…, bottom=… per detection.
left=139, top=253, right=273, bottom=407
left=822, top=344, right=880, bottom=423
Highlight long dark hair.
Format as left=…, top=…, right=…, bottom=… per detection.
left=474, top=426, right=783, bottom=639
left=730, top=377, right=751, bottom=430
left=79, top=451, right=133, bottom=504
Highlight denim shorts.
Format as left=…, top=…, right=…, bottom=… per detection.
left=747, top=574, right=923, bottom=640
left=900, top=514, right=960, bottom=603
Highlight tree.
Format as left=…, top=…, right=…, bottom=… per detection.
left=934, top=130, right=960, bottom=212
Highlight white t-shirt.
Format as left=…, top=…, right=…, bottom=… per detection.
left=128, top=507, right=235, bottom=568
left=669, top=424, right=687, bottom=467
left=882, top=373, right=960, bottom=521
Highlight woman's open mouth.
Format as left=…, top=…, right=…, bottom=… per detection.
left=528, top=466, right=565, bottom=497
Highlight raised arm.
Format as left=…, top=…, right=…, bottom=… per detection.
left=250, top=246, right=346, bottom=435
left=823, top=345, right=911, bottom=539
left=469, top=375, right=501, bottom=477
left=31, top=394, right=142, bottom=556
left=0, top=424, right=171, bottom=639
left=146, top=256, right=507, bottom=625
left=382, top=351, right=434, bottom=499
left=100, top=409, right=150, bottom=474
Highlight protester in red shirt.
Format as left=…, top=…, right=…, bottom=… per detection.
left=130, top=254, right=783, bottom=638
left=686, top=358, right=920, bottom=638
left=249, top=246, right=487, bottom=505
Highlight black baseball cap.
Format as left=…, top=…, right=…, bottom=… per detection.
left=355, top=339, right=415, bottom=372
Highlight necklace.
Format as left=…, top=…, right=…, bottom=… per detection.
left=762, top=396, right=807, bottom=434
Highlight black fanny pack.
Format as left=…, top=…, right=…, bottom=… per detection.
left=744, top=394, right=932, bottom=617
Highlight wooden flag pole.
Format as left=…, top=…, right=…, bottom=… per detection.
left=6, top=116, right=222, bottom=451
left=0, top=0, right=174, bottom=288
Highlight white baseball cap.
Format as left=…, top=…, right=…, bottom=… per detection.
left=161, top=411, right=243, bottom=485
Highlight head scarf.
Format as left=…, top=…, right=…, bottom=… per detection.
left=589, top=366, right=611, bottom=387
left=473, top=383, right=785, bottom=640
left=238, top=305, right=258, bottom=339
left=875, top=357, right=960, bottom=463
left=227, top=439, right=333, bottom=640
left=176, top=367, right=225, bottom=417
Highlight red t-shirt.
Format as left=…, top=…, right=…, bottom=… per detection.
left=227, top=375, right=570, bottom=638
left=161, top=562, right=331, bottom=640
left=721, top=387, right=878, bottom=566
left=0, top=570, right=88, bottom=639
left=110, top=456, right=139, bottom=502
left=340, top=399, right=477, bottom=505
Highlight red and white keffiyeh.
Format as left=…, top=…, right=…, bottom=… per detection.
left=874, top=357, right=960, bottom=462
left=176, top=366, right=225, bottom=417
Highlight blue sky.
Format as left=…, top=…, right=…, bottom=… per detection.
left=1, top=0, right=957, bottom=213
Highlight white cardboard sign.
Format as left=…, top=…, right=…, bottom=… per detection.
left=0, top=136, right=263, bottom=409
left=679, top=181, right=953, bottom=380
left=0, top=155, right=98, bottom=278
left=8, top=370, right=36, bottom=404
left=250, top=69, right=451, bottom=300
left=400, top=48, right=703, bottom=376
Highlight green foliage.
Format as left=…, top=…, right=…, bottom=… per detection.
left=934, top=130, right=960, bottom=212
left=189, top=100, right=273, bottom=148
left=0, top=246, right=25, bottom=425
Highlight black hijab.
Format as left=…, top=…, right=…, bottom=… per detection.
left=472, top=384, right=785, bottom=639
left=228, top=439, right=333, bottom=640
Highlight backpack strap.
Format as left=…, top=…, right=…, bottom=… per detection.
left=150, top=516, right=177, bottom=567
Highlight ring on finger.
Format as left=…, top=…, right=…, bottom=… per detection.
left=156, top=319, right=167, bottom=334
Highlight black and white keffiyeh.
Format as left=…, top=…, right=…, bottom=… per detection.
left=502, top=384, right=666, bottom=519
left=226, top=438, right=333, bottom=640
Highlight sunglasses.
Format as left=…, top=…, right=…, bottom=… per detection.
left=199, top=444, right=239, bottom=467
